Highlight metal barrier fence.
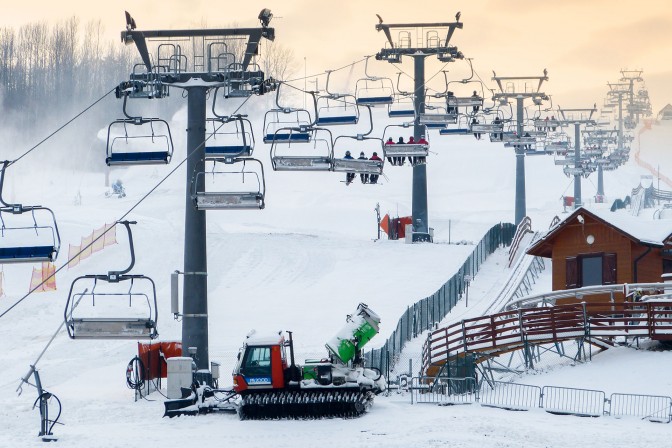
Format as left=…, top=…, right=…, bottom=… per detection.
left=412, top=377, right=672, bottom=423
left=609, top=393, right=672, bottom=423
left=411, top=377, right=478, bottom=405
left=542, top=386, right=605, bottom=417
left=365, top=223, right=516, bottom=378
left=480, top=381, right=541, bottom=411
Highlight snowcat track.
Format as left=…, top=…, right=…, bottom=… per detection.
left=238, top=389, right=373, bottom=420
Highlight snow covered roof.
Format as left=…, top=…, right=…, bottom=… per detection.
left=528, top=207, right=672, bottom=257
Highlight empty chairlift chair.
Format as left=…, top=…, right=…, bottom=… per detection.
left=355, top=57, right=394, bottom=106
left=64, top=221, right=158, bottom=340
left=205, top=115, right=255, bottom=159
left=263, top=84, right=315, bottom=144
left=106, top=117, right=174, bottom=166
left=192, top=158, right=265, bottom=210
left=315, top=71, right=360, bottom=126
left=0, top=161, right=61, bottom=263
left=270, top=127, right=334, bottom=171
left=418, top=95, right=457, bottom=130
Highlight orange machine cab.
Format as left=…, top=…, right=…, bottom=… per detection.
left=233, top=336, right=287, bottom=393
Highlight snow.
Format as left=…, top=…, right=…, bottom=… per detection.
left=1, top=101, right=671, bottom=447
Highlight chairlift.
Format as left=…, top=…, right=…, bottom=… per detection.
left=270, top=127, right=334, bottom=171
left=315, top=71, right=360, bottom=126
left=355, top=57, right=394, bottom=106
left=192, top=158, right=265, bottom=210
left=0, top=161, right=61, bottom=263
left=262, top=85, right=315, bottom=143
left=205, top=115, right=255, bottom=158
left=418, top=94, right=457, bottom=129
left=64, top=221, right=158, bottom=340
left=331, top=135, right=384, bottom=176
left=105, top=95, right=174, bottom=166
left=440, top=114, right=472, bottom=136
left=382, top=124, right=430, bottom=161
left=387, top=74, right=416, bottom=118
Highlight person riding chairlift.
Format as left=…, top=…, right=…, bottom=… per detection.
left=343, top=150, right=355, bottom=185
left=396, top=136, right=406, bottom=166
left=358, top=151, right=369, bottom=184
left=385, top=137, right=395, bottom=166
left=369, top=151, right=382, bottom=184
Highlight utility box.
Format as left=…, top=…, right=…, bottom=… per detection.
left=167, top=357, right=194, bottom=399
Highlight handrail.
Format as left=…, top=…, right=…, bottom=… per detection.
left=422, top=297, right=672, bottom=377
left=508, top=216, right=532, bottom=268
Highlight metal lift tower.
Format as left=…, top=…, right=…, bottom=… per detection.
left=491, top=72, right=549, bottom=225
left=120, top=10, right=276, bottom=368
left=375, top=13, right=464, bottom=242
left=607, top=83, right=630, bottom=158
left=555, top=106, right=597, bottom=208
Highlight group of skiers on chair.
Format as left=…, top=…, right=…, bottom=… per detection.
left=384, top=135, right=429, bottom=166
left=343, top=150, right=382, bottom=185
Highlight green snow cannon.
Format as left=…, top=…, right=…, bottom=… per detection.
left=326, top=303, right=381, bottom=364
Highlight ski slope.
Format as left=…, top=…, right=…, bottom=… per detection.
left=1, top=102, right=671, bottom=447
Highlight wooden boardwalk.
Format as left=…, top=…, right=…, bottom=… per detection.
left=422, top=301, right=672, bottom=378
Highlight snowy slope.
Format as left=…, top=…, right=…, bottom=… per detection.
left=1, top=97, right=670, bottom=447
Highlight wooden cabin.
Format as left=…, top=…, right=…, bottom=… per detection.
left=527, top=207, right=672, bottom=305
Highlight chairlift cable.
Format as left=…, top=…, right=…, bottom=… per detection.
left=281, top=55, right=371, bottom=83
left=0, top=94, right=253, bottom=321
left=10, top=87, right=116, bottom=167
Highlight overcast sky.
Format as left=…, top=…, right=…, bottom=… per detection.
left=2, top=0, right=670, bottom=112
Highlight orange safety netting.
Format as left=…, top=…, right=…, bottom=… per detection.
left=67, top=223, right=117, bottom=269
left=30, top=262, right=57, bottom=293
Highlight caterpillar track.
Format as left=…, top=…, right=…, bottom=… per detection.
left=238, top=389, right=374, bottom=420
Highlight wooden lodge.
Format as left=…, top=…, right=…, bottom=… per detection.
left=527, top=207, right=672, bottom=304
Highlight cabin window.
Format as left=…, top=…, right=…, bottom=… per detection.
left=241, top=346, right=272, bottom=377
left=565, top=253, right=616, bottom=288
left=663, top=258, right=672, bottom=274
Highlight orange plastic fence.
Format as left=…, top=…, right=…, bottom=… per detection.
left=68, top=223, right=117, bottom=269
left=29, top=262, right=57, bottom=293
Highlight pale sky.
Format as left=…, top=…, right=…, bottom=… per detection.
left=1, top=0, right=671, bottom=112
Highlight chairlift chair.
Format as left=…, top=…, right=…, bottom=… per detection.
left=106, top=95, right=174, bottom=166
left=315, top=71, right=360, bottom=126
left=355, top=57, right=394, bottom=106
left=382, top=124, right=430, bottom=160
left=388, top=94, right=416, bottom=118
left=192, top=158, right=265, bottom=210
left=106, top=117, right=174, bottom=166
left=205, top=115, right=255, bottom=158
left=0, top=161, right=61, bottom=263
left=418, top=94, right=457, bottom=129
left=270, top=127, right=334, bottom=171
left=440, top=114, right=471, bottom=136
left=331, top=135, right=384, bottom=176
left=64, top=221, right=158, bottom=340
left=263, top=83, right=315, bottom=143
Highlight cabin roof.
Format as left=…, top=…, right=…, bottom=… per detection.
left=528, top=207, right=672, bottom=258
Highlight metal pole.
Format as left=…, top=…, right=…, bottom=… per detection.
left=617, top=95, right=624, bottom=152
left=574, top=122, right=581, bottom=208
left=182, top=86, right=209, bottom=369
left=597, top=165, right=604, bottom=198
left=514, top=96, right=526, bottom=225
left=412, top=55, right=429, bottom=242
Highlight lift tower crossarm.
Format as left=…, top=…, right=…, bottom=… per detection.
left=492, top=71, right=549, bottom=96
left=122, top=27, right=274, bottom=73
